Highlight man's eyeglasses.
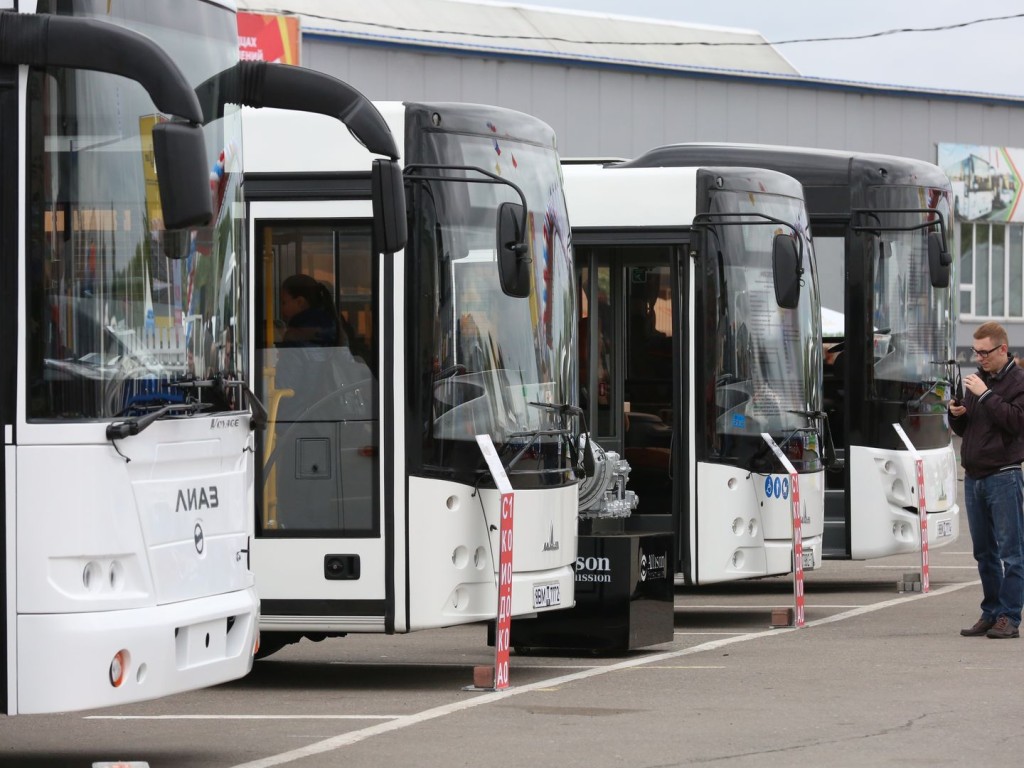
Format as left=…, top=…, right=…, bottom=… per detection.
left=972, top=344, right=1004, bottom=358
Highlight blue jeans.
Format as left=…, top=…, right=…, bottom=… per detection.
left=964, top=468, right=1024, bottom=627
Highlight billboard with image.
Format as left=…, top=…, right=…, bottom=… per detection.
left=938, top=143, right=1023, bottom=222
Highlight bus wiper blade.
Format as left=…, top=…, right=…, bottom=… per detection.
left=528, top=400, right=584, bottom=420
left=106, top=402, right=203, bottom=440
left=787, top=409, right=825, bottom=419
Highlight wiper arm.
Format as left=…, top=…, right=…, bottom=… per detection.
left=497, top=401, right=589, bottom=476
left=172, top=376, right=268, bottom=429
left=787, top=409, right=842, bottom=470
left=106, top=402, right=201, bottom=440
left=528, top=401, right=584, bottom=419
left=240, top=381, right=268, bottom=430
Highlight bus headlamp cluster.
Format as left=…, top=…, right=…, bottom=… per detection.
left=82, top=559, right=125, bottom=592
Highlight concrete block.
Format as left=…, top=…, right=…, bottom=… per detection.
left=771, top=607, right=795, bottom=627
left=473, top=665, right=494, bottom=689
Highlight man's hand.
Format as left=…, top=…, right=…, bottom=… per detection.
left=949, top=402, right=967, bottom=417
left=964, top=373, right=988, bottom=397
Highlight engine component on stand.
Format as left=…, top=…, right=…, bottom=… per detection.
left=577, top=437, right=639, bottom=519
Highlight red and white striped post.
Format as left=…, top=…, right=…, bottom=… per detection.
left=893, top=424, right=930, bottom=593
left=761, top=433, right=805, bottom=627
left=476, top=435, right=515, bottom=690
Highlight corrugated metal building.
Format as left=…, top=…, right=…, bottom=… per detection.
left=239, top=0, right=1024, bottom=352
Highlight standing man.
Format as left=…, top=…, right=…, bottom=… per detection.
left=949, top=321, right=1024, bottom=639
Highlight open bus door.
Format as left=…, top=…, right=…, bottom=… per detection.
left=251, top=202, right=386, bottom=654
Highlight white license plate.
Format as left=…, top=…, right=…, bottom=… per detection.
left=533, top=583, right=560, bottom=609
left=801, top=550, right=815, bottom=570
left=937, top=520, right=953, bottom=538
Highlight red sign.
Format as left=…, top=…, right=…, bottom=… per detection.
left=762, top=433, right=805, bottom=628
left=914, top=458, right=931, bottom=592
left=789, top=471, right=805, bottom=626
left=476, top=434, right=515, bottom=690
left=238, top=12, right=300, bottom=65
left=893, top=424, right=930, bottom=593
left=494, top=491, right=514, bottom=689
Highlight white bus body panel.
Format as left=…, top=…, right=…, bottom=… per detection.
left=406, top=479, right=577, bottom=630
left=10, top=420, right=257, bottom=714
left=17, top=588, right=255, bottom=715
left=848, top=443, right=960, bottom=560
left=692, top=463, right=824, bottom=584
left=562, top=165, right=700, bottom=228
left=242, top=103, right=406, bottom=175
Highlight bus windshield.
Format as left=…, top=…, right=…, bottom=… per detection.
left=27, top=1, right=242, bottom=420
left=867, top=185, right=954, bottom=410
left=409, top=123, right=575, bottom=480
left=705, top=189, right=822, bottom=467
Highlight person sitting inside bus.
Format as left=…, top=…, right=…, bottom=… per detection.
left=278, top=273, right=344, bottom=348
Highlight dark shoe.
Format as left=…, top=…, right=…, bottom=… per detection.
left=986, top=616, right=1020, bottom=639
left=960, top=617, right=996, bottom=636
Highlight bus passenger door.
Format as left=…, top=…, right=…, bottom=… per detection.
left=250, top=200, right=387, bottom=629
left=575, top=245, right=679, bottom=519
left=621, top=259, right=676, bottom=515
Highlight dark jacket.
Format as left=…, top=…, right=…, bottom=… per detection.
left=280, top=307, right=339, bottom=348
left=950, top=358, right=1024, bottom=477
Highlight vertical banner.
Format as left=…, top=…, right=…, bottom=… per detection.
left=893, top=424, right=930, bottom=592
left=761, top=434, right=805, bottom=627
left=476, top=435, right=514, bottom=690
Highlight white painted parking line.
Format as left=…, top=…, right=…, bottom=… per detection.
left=327, top=661, right=485, bottom=667
left=864, top=565, right=978, bottom=569
left=226, top=579, right=978, bottom=768
left=508, top=664, right=601, bottom=669
left=87, top=715, right=399, bottom=721
left=325, top=661, right=601, bottom=670
left=804, top=580, right=978, bottom=628
left=674, top=604, right=867, bottom=609
left=673, top=632, right=745, bottom=636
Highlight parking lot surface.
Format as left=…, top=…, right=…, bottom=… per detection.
left=3, top=483, right=1021, bottom=767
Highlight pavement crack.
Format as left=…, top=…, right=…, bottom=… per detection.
left=634, top=712, right=934, bottom=766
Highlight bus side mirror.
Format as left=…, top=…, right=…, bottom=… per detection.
left=928, top=230, right=951, bottom=288
left=772, top=233, right=801, bottom=309
left=372, top=159, right=408, bottom=254
left=152, top=122, right=214, bottom=231
left=497, top=201, right=531, bottom=298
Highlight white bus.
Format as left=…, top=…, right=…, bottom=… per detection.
left=1, top=2, right=260, bottom=715
left=624, top=145, right=960, bottom=561
left=242, top=102, right=581, bottom=657
left=563, top=163, right=825, bottom=585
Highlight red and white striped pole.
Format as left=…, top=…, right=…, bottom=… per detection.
left=476, top=435, right=516, bottom=689
left=762, top=433, right=805, bottom=627
left=893, top=424, right=930, bottom=593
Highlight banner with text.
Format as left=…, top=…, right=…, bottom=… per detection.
left=238, top=12, right=300, bottom=65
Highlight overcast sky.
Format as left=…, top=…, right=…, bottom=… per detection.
left=493, top=0, right=1024, bottom=97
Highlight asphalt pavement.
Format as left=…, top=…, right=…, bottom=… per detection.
left=2, top=471, right=1021, bottom=767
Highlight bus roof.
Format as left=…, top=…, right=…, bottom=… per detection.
left=562, top=163, right=804, bottom=229
left=620, top=143, right=951, bottom=217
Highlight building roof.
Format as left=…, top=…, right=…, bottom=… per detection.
left=237, top=0, right=801, bottom=79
